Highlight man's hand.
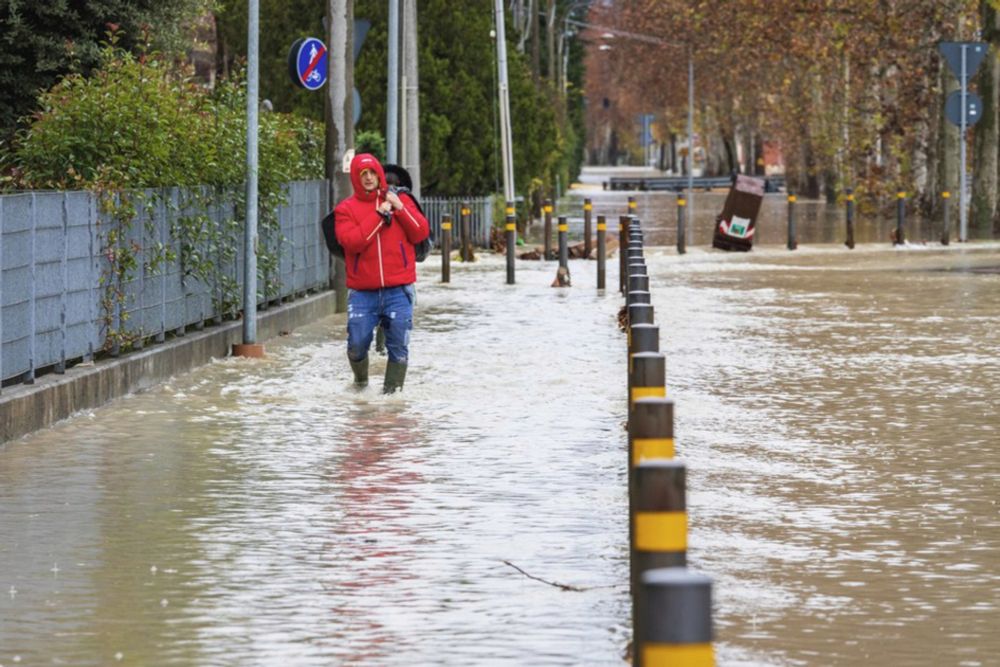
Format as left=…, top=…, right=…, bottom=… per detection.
left=385, top=191, right=404, bottom=211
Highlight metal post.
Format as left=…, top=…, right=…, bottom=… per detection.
left=58, top=194, right=68, bottom=372
left=441, top=213, right=451, bottom=282
left=960, top=44, right=968, bottom=242
left=845, top=188, right=855, bottom=249
left=386, top=0, right=400, bottom=163
left=628, top=195, right=637, bottom=217
left=597, top=214, right=606, bottom=291
left=941, top=191, right=951, bottom=245
left=583, top=198, right=593, bottom=257
left=676, top=195, right=686, bottom=254
left=0, top=197, right=4, bottom=391
left=686, top=51, right=694, bottom=244
left=786, top=194, right=797, bottom=250
left=505, top=201, right=515, bottom=284
left=244, top=0, right=259, bottom=343
left=619, top=215, right=630, bottom=294
left=895, top=191, right=906, bottom=246
left=402, top=0, right=421, bottom=198
left=558, top=215, right=568, bottom=271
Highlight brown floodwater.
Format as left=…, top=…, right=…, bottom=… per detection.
left=2, top=197, right=998, bottom=664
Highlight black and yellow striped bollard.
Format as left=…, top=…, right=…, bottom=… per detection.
left=460, top=202, right=472, bottom=262
left=676, top=195, right=687, bottom=255
left=543, top=199, right=554, bottom=260
left=638, top=567, right=714, bottom=667
left=628, top=195, right=637, bottom=216
left=629, top=396, right=674, bottom=467
left=844, top=189, right=855, bottom=249
left=629, top=351, right=666, bottom=412
left=632, top=460, right=690, bottom=667
left=558, top=215, right=569, bottom=271
left=441, top=213, right=452, bottom=283
left=505, top=202, right=516, bottom=284
left=786, top=194, right=797, bottom=250
left=941, top=191, right=951, bottom=246
left=597, top=214, right=607, bottom=290
left=895, top=191, right=906, bottom=246
left=584, top=198, right=593, bottom=257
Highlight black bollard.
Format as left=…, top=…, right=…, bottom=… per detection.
left=677, top=195, right=687, bottom=255
left=558, top=215, right=569, bottom=271
left=629, top=274, right=650, bottom=294
left=543, top=199, right=554, bottom=260
left=941, top=191, right=951, bottom=246
left=787, top=194, right=797, bottom=250
left=844, top=188, right=855, bottom=249
left=441, top=213, right=452, bottom=283
left=628, top=195, right=637, bottom=217
left=597, top=215, right=607, bottom=290
left=638, top=568, right=714, bottom=667
left=895, top=191, right=906, bottom=246
left=619, top=215, right=631, bottom=294
left=627, top=324, right=659, bottom=404
left=627, top=289, right=651, bottom=307
left=584, top=198, right=593, bottom=258
left=628, top=303, right=654, bottom=327
left=460, top=202, right=472, bottom=262
left=505, top=202, right=516, bottom=285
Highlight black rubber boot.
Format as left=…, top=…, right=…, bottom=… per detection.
left=383, top=361, right=407, bottom=394
left=349, top=357, right=369, bottom=388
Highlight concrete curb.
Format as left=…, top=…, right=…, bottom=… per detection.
left=1, top=290, right=338, bottom=443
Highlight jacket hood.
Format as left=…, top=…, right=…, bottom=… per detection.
left=349, top=153, right=386, bottom=201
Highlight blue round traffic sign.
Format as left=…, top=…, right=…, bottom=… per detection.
left=288, top=37, right=328, bottom=91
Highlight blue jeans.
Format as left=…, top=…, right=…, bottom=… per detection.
left=346, top=285, right=415, bottom=364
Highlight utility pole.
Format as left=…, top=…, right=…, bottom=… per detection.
left=402, top=0, right=421, bottom=197
left=234, top=0, right=263, bottom=357
left=387, top=0, right=400, bottom=163
left=494, top=0, right=515, bottom=204
left=326, top=0, right=353, bottom=313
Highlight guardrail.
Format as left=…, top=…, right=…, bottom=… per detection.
left=422, top=195, right=494, bottom=248
left=607, top=175, right=785, bottom=193
left=0, top=180, right=329, bottom=387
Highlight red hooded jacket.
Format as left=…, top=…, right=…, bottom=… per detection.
left=334, top=153, right=430, bottom=290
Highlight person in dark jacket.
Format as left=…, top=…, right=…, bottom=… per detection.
left=334, top=153, right=430, bottom=393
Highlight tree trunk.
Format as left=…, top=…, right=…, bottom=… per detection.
left=972, top=0, right=1000, bottom=239
left=326, top=0, right=353, bottom=312
left=546, top=0, right=556, bottom=80
left=531, top=0, right=540, bottom=80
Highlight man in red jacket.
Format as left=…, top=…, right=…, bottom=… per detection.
left=334, top=153, right=430, bottom=393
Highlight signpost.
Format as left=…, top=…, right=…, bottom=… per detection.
left=938, top=41, right=988, bottom=242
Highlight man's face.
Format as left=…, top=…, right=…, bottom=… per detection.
left=360, top=168, right=379, bottom=192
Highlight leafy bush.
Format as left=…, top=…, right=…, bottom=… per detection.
left=8, top=30, right=323, bottom=350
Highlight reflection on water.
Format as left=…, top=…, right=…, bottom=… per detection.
left=2, top=227, right=999, bottom=665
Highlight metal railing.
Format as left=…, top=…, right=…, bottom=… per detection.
left=422, top=195, right=495, bottom=248
left=0, top=180, right=329, bottom=386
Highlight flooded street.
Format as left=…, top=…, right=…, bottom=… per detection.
left=2, top=202, right=1000, bottom=664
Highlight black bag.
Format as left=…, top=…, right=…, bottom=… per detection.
left=394, top=187, right=432, bottom=262
left=320, top=210, right=344, bottom=259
